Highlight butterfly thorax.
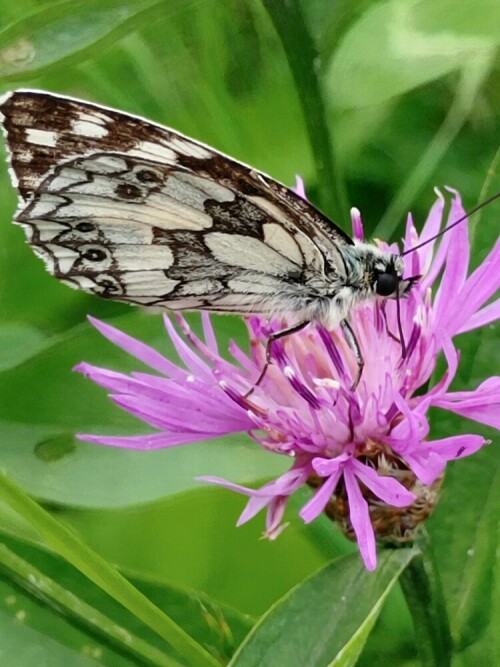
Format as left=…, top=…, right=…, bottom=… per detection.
left=340, top=242, right=405, bottom=295
left=294, top=242, right=406, bottom=328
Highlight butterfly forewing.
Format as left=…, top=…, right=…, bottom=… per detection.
left=0, top=89, right=354, bottom=317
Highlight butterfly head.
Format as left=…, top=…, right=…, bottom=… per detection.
left=357, top=246, right=415, bottom=302
left=367, top=251, right=419, bottom=361
left=373, top=254, right=416, bottom=299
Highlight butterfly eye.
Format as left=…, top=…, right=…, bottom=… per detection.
left=375, top=272, right=399, bottom=296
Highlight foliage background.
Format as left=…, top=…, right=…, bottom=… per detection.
left=0, top=0, right=498, bottom=665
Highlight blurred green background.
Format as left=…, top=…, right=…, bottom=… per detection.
left=0, top=1, right=498, bottom=665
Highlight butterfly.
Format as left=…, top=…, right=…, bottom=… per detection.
left=0, top=89, right=416, bottom=390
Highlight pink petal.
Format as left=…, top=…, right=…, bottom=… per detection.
left=163, top=315, right=214, bottom=380
left=199, top=469, right=309, bottom=531
left=311, top=452, right=350, bottom=477
left=418, top=191, right=448, bottom=290
left=292, top=175, right=306, bottom=199
left=398, top=449, right=441, bottom=482
left=75, top=362, right=151, bottom=394
left=410, top=191, right=445, bottom=279
left=351, top=459, right=415, bottom=506
left=350, top=207, right=364, bottom=241
left=300, top=470, right=342, bottom=523
left=458, top=299, right=500, bottom=334
left=405, top=434, right=486, bottom=484
left=77, top=431, right=205, bottom=449
left=434, top=376, right=500, bottom=428
left=264, top=496, right=289, bottom=538
left=201, top=311, right=219, bottom=354
left=344, top=465, right=377, bottom=571
left=87, top=316, right=178, bottom=376
left=451, top=238, right=500, bottom=333
left=433, top=191, right=470, bottom=329
left=110, top=392, right=245, bottom=433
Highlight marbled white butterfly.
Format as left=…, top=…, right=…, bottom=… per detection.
left=0, top=90, right=418, bottom=389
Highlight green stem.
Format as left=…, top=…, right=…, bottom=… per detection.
left=0, top=470, right=219, bottom=667
left=376, top=51, right=495, bottom=240
left=472, top=145, right=500, bottom=247
left=262, top=0, right=348, bottom=221
left=0, top=541, right=179, bottom=667
left=399, top=539, right=453, bottom=667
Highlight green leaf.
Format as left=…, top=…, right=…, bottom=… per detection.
left=0, top=530, right=253, bottom=666
left=0, top=323, right=47, bottom=371
left=0, top=545, right=178, bottom=667
left=0, top=310, right=244, bottom=427
left=426, top=441, right=499, bottom=659
left=49, top=487, right=334, bottom=618
left=0, top=0, right=162, bottom=78
left=326, top=0, right=500, bottom=108
left=0, top=472, right=219, bottom=667
left=0, top=421, right=287, bottom=508
left=0, top=610, right=100, bottom=667
left=0, top=311, right=287, bottom=507
left=400, top=550, right=453, bottom=666
left=374, top=54, right=494, bottom=238
left=227, top=549, right=418, bottom=667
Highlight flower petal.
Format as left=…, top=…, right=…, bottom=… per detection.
left=404, top=434, right=486, bottom=484
left=77, top=431, right=205, bottom=449
left=351, top=459, right=415, bottom=507
left=292, top=175, right=306, bottom=199
left=434, top=377, right=500, bottom=429
left=344, top=464, right=377, bottom=571
left=458, top=298, right=500, bottom=334
left=300, top=470, right=342, bottom=523
left=87, top=316, right=178, bottom=376
left=350, top=207, right=364, bottom=241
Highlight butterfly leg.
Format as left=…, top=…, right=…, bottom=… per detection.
left=244, top=320, right=310, bottom=397
left=340, top=319, right=364, bottom=390
left=380, top=301, right=401, bottom=344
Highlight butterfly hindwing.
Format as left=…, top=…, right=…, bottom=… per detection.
left=0, top=89, right=354, bottom=316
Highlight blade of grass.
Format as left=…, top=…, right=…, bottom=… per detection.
left=471, top=145, right=500, bottom=246
left=261, top=0, right=348, bottom=221
left=0, top=470, right=219, bottom=667
left=0, top=541, right=180, bottom=667
left=400, top=533, right=453, bottom=667
left=376, top=51, right=495, bottom=239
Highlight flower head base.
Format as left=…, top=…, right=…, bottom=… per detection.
left=307, top=443, right=445, bottom=546
left=76, top=189, right=499, bottom=570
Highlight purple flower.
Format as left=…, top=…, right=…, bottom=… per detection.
left=75, top=188, right=499, bottom=570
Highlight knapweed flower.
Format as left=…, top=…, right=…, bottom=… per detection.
left=75, top=188, right=499, bottom=570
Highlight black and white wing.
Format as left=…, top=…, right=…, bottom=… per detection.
left=0, top=89, right=353, bottom=316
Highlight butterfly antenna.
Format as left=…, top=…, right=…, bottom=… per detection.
left=401, top=191, right=500, bottom=257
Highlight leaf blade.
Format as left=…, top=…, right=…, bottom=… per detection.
left=228, top=549, right=418, bottom=667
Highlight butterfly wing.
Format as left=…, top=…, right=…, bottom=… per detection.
left=0, top=89, right=353, bottom=316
